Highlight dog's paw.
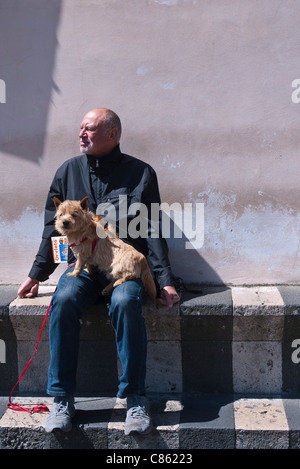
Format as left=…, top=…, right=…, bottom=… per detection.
left=86, top=266, right=95, bottom=275
left=67, top=271, right=79, bottom=277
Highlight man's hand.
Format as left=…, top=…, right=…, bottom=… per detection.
left=17, top=277, right=39, bottom=299
left=159, top=285, right=180, bottom=308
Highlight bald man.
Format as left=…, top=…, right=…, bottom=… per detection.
left=18, top=108, right=179, bottom=436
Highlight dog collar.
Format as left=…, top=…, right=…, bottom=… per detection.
left=69, top=237, right=88, bottom=248
left=70, top=238, right=98, bottom=252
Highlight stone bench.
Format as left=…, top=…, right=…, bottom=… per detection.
left=1, top=285, right=300, bottom=396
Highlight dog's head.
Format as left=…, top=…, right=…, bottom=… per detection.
left=53, top=196, right=90, bottom=236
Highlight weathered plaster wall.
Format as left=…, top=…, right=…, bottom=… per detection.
left=1, top=0, right=300, bottom=285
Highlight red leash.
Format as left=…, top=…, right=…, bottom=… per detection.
left=7, top=298, right=53, bottom=413
left=7, top=263, right=77, bottom=413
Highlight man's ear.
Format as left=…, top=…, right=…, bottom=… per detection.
left=108, top=127, right=118, bottom=141
left=53, top=197, right=62, bottom=209
left=80, top=196, right=89, bottom=211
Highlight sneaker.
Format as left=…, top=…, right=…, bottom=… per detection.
left=124, top=394, right=153, bottom=436
left=45, top=396, right=76, bottom=433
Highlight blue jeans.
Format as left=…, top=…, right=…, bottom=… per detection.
left=47, top=264, right=147, bottom=398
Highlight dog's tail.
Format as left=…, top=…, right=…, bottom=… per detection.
left=140, top=257, right=157, bottom=302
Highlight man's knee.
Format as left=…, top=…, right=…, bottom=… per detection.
left=111, top=280, right=144, bottom=310
left=52, top=287, right=74, bottom=308
left=50, top=279, right=87, bottom=318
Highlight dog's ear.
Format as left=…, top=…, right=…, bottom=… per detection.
left=80, top=196, right=89, bottom=211
left=53, top=197, right=62, bottom=209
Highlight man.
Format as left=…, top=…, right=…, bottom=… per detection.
left=18, top=108, right=179, bottom=435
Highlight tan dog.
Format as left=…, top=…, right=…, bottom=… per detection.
left=53, top=196, right=157, bottom=301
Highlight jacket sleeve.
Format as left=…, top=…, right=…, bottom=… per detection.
left=28, top=171, right=64, bottom=282
left=142, top=166, right=175, bottom=290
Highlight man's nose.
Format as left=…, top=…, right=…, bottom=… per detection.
left=79, top=128, right=86, bottom=137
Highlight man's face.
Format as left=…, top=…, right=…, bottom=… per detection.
left=79, top=111, right=111, bottom=156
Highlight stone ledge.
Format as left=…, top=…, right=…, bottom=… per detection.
left=0, top=286, right=300, bottom=341
left=1, top=394, right=300, bottom=449
left=4, top=285, right=181, bottom=342
left=4, top=285, right=300, bottom=313
left=2, top=285, right=300, bottom=395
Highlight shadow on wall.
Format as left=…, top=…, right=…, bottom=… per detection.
left=163, top=211, right=227, bottom=288
left=0, top=0, right=62, bottom=162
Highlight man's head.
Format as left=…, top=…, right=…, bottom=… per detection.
left=79, top=108, right=122, bottom=156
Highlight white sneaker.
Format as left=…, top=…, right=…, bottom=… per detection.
left=45, top=396, right=76, bottom=433
left=124, top=394, right=153, bottom=435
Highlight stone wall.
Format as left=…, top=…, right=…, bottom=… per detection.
left=1, top=0, right=300, bottom=286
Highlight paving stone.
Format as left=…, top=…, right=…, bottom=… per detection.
left=0, top=286, right=19, bottom=314
left=180, top=287, right=232, bottom=316
left=232, top=286, right=285, bottom=315
left=282, top=341, right=300, bottom=394
left=179, top=394, right=235, bottom=449
left=232, top=341, right=282, bottom=394
left=234, top=397, right=289, bottom=449
left=146, top=341, right=182, bottom=393
left=282, top=397, right=300, bottom=449
left=233, top=315, right=284, bottom=341
left=182, top=341, right=233, bottom=393
left=277, top=286, right=300, bottom=315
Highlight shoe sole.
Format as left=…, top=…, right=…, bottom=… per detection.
left=45, top=423, right=73, bottom=433
left=124, top=423, right=154, bottom=436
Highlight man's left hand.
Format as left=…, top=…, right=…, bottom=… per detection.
left=159, top=286, right=180, bottom=308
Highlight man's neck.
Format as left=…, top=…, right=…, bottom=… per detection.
left=86, top=143, right=119, bottom=159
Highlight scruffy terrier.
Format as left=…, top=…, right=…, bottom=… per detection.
left=53, top=196, right=157, bottom=301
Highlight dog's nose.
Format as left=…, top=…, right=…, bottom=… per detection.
left=63, top=220, right=70, bottom=228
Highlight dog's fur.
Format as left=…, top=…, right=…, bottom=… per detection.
left=53, top=196, right=157, bottom=301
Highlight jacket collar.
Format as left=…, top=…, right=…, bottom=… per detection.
left=86, top=144, right=122, bottom=172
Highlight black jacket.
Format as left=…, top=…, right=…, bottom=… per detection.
left=28, top=145, right=174, bottom=290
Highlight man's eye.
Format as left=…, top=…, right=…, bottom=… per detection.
left=81, top=125, right=96, bottom=132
